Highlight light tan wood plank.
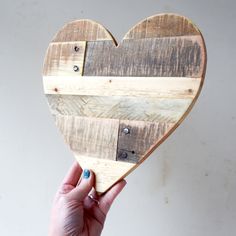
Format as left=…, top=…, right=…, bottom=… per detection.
left=43, top=76, right=200, bottom=99
left=47, top=95, right=193, bottom=123
left=52, top=19, right=114, bottom=42
left=55, top=115, right=119, bottom=160
left=43, top=41, right=86, bottom=76
left=124, top=14, right=200, bottom=39
left=74, top=154, right=135, bottom=193
left=117, top=120, right=173, bottom=163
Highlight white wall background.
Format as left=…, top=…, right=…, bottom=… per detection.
left=0, top=0, right=236, bottom=235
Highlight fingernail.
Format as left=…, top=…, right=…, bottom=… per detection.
left=83, top=169, right=90, bottom=179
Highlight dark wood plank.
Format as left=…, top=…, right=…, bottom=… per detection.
left=117, top=120, right=172, bottom=163
left=83, top=36, right=203, bottom=77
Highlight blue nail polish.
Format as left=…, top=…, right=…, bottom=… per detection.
left=83, top=169, right=90, bottom=179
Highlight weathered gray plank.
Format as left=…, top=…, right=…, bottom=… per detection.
left=117, top=120, right=172, bottom=163
left=83, top=36, right=203, bottom=77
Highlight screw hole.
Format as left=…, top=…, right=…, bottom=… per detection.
left=131, top=151, right=135, bottom=154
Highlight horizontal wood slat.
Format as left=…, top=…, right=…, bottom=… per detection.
left=47, top=95, right=192, bottom=123
left=55, top=115, right=119, bottom=160
left=83, top=36, right=204, bottom=77
left=124, top=14, right=200, bottom=40
left=43, top=76, right=200, bottom=99
left=52, top=20, right=114, bottom=42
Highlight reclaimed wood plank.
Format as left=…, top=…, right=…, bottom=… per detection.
left=55, top=115, right=119, bottom=160
left=52, top=19, right=114, bottom=42
left=43, top=41, right=86, bottom=76
left=83, top=36, right=204, bottom=77
left=74, top=154, right=135, bottom=193
left=124, top=14, right=200, bottom=39
left=47, top=95, right=193, bottom=123
left=43, top=76, right=200, bottom=99
left=117, top=120, right=172, bottom=163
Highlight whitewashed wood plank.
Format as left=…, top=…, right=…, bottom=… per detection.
left=43, top=76, right=200, bottom=99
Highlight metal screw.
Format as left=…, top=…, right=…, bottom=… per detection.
left=123, top=127, right=130, bottom=134
left=120, top=152, right=128, bottom=159
left=73, top=65, right=79, bottom=72
left=74, top=46, right=80, bottom=52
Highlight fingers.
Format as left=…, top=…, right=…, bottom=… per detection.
left=58, top=162, right=83, bottom=194
left=99, top=180, right=126, bottom=215
left=67, top=169, right=95, bottom=201
left=61, top=162, right=83, bottom=187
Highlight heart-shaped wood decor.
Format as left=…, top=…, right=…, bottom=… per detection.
left=43, top=14, right=207, bottom=193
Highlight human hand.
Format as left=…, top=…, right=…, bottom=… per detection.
left=49, top=162, right=126, bottom=236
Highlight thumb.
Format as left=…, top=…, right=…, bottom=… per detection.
left=67, top=169, right=94, bottom=201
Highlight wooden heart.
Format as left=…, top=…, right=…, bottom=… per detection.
left=42, top=13, right=206, bottom=193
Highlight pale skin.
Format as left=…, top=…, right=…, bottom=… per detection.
left=49, top=162, right=126, bottom=236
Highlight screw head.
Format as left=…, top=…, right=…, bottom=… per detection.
left=120, top=152, right=128, bottom=159
left=123, top=127, right=130, bottom=134
left=74, top=46, right=80, bottom=52
left=73, top=65, right=79, bottom=72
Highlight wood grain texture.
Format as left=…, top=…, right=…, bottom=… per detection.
left=83, top=36, right=204, bottom=77
left=55, top=115, right=119, bottom=160
left=43, top=41, right=86, bottom=76
left=47, top=94, right=193, bottom=123
left=42, top=14, right=207, bottom=193
left=124, top=14, right=200, bottom=39
left=74, top=155, right=135, bottom=193
left=52, top=20, right=114, bottom=42
left=43, top=76, right=200, bottom=99
left=117, top=120, right=172, bottom=163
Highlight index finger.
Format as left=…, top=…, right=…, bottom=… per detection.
left=99, top=179, right=127, bottom=215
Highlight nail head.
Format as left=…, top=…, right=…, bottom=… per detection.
left=73, top=65, right=79, bottom=72
left=123, top=127, right=130, bottom=134
left=74, top=46, right=80, bottom=52
left=121, top=152, right=128, bottom=159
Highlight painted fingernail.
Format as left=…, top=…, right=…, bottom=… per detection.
left=83, top=169, right=90, bottom=179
